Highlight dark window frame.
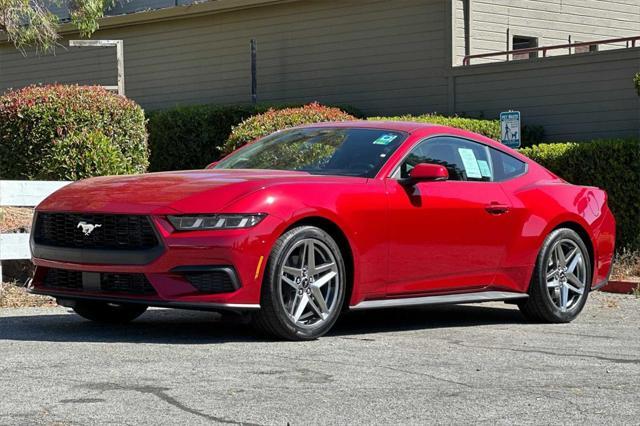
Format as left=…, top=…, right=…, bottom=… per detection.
left=389, top=135, right=528, bottom=182
left=512, top=35, right=539, bottom=59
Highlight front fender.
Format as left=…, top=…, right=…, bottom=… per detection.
left=220, top=181, right=388, bottom=304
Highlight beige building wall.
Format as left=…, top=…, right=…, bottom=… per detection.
left=452, top=48, right=640, bottom=140
left=0, top=0, right=451, bottom=115
left=454, top=0, right=640, bottom=65
left=1, top=0, right=638, bottom=140
left=453, top=0, right=468, bottom=65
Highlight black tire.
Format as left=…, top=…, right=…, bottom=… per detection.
left=72, top=300, right=148, bottom=324
left=252, top=226, right=346, bottom=341
left=518, top=228, right=591, bottom=323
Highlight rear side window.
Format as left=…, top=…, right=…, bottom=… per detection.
left=491, top=149, right=527, bottom=181
left=399, top=136, right=493, bottom=181
left=396, top=136, right=527, bottom=182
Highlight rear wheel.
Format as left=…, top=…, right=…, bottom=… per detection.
left=252, top=226, right=346, bottom=340
left=71, top=300, right=148, bottom=324
left=519, top=228, right=591, bottom=323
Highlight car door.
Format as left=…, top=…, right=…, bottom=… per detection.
left=385, top=136, right=518, bottom=296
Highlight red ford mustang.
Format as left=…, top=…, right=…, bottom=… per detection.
left=29, top=122, right=616, bottom=340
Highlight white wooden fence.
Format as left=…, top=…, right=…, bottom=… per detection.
left=0, top=180, right=71, bottom=282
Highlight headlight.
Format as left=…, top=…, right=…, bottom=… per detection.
left=167, top=214, right=265, bottom=231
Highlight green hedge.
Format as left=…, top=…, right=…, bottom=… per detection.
left=147, top=105, right=259, bottom=172
left=521, top=139, right=640, bottom=250
left=370, top=114, right=545, bottom=146
left=147, top=103, right=363, bottom=171
left=521, top=124, right=546, bottom=147
left=0, top=84, right=148, bottom=180
left=47, top=130, right=135, bottom=180
left=370, top=114, right=501, bottom=140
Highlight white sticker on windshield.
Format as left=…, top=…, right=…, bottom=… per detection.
left=477, top=160, right=492, bottom=178
left=372, top=134, right=398, bottom=145
left=458, top=148, right=482, bottom=179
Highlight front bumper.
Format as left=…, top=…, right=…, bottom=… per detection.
left=29, top=214, right=285, bottom=311
left=28, top=287, right=260, bottom=312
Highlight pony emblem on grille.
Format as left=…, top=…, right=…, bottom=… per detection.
left=77, top=221, right=102, bottom=236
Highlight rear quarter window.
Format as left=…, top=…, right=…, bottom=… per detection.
left=491, top=149, right=527, bottom=181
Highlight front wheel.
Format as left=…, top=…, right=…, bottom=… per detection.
left=252, top=226, right=346, bottom=340
left=71, top=300, right=148, bottom=324
left=519, top=228, right=591, bottom=323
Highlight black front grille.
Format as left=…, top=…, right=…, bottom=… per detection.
left=184, top=271, right=237, bottom=294
left=101, top=273, right=157, bottom=295
left=34, top=213, right=158, bottom=250
left=43, top=268, right=157, bottom=296
left=43, top=268, right=83, bottom=290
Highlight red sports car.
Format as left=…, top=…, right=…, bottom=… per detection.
left=29, top=122, right=616, bottom=340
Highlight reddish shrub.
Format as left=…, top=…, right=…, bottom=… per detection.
left=0, top=84, right=148, bottom=179
left=222, top=103, right=355, bottom=154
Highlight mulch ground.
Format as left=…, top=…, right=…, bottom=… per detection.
left=0, top=207, right=33, bottom=233
left=0, top=283, right=55, bottom=308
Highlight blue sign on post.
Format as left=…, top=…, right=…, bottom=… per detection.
left=500, top=111, right=521, bottom=149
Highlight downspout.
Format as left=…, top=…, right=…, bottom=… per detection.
left=464, top=0, right=471, bottom=57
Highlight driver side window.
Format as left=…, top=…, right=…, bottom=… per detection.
left=399, top=137, right=493, bottom=182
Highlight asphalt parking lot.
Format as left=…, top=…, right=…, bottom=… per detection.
left=1, top=291, right=638, bottom=425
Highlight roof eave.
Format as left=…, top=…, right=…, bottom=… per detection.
left=1, top=0, right=298, bottom=44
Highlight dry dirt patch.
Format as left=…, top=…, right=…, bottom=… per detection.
left=611, top=249, right=640, bottom=281
left=0, top=282, right=54, bottom=308
left=0, top=207, right=33, bottom=233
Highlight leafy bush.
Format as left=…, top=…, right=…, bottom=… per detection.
left=147, top=105, right=258, bottom=171
left=147, top=103, right=362, bottom=171
left=520, top=139, right=640, bottom=250
left=521, top=124, right=546, bottom=147
left=634, top=72, right=640, bottom=96
left=222, top=103, right=356, bottom=154
left=369, top=114, right=501, bottom=140
left=46, top=130, right=133, bottom=180
left=0, top=84, right=148, bottom=180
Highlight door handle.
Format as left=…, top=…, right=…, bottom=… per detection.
left=485, top=202, right=510, bottom=215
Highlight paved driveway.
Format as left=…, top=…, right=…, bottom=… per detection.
left=1, top=292, right=638, bottom=425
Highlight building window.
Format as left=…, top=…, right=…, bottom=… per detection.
left=512, top=36, right=539, bottom=59
left=575, top=43, right=599, bottom=54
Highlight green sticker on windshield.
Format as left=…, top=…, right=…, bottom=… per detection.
left=372, top=134, right=398, bottom=145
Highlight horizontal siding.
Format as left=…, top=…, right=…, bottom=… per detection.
left=0, top=47, right=115, bottom=89
left=463, top=0, right=640, bottom=65
left=453, top=48, right=640, bottom=140
left=453, top=0, right=466, bottom=65
left=0, top=0, right=449, bottom=115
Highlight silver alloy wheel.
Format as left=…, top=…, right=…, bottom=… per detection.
left=545, top=238, right=587, bottom=312
left=278, top=238, right=341, bottom=328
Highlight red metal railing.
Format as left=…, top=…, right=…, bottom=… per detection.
left=463, top=35, right=640, bottom=66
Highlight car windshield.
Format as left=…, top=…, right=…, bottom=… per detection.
left=214, top=127, right=406, bottom=178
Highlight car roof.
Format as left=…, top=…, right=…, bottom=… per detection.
left=295, top=120, right=435, bottom=133
left=293, top=120, right=534, bottom=164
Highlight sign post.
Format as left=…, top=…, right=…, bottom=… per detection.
left=250, top=39, right=257, bottom=105
left=500, top=111, right=521, bottom=149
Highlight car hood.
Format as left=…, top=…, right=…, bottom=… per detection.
left=36, top=169, right=363, bottom=214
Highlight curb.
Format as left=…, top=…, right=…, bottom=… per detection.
left=600, top=280, right=640, bottom=294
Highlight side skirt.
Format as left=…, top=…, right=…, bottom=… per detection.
left=350, top=291, right=528, bottom=310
